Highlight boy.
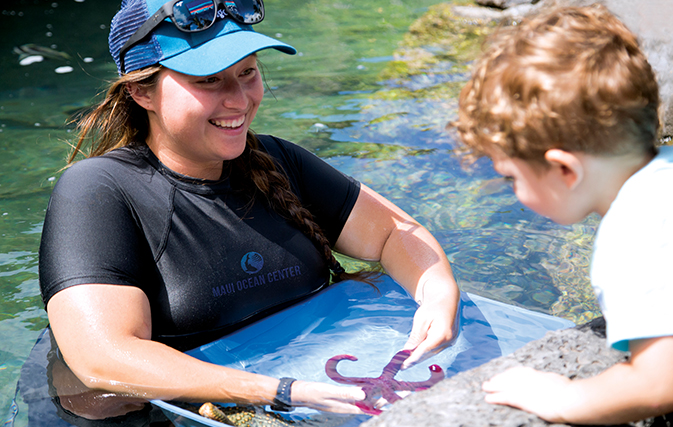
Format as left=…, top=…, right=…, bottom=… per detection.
left=454, top=5, right=673, bottom=424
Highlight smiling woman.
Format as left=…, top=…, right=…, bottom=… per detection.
left=129, top=57, right=265, bottom=180
left=27, top=0, right=461, bottom=424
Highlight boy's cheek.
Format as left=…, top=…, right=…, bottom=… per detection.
left=513, top=190, right=544, bottom=217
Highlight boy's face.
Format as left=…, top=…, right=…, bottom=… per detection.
left=490, top=150, right=575, bottom=225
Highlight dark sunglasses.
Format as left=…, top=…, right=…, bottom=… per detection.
left=120, top=0, right=265, bottom=73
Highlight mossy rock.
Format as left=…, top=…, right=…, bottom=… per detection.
left=377, top=2, right=496, bottom=101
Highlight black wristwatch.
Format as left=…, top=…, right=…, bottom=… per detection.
left=271, top=377, right=296, bottom=412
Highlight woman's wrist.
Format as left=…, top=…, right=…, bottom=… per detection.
left=415, top=275, right=459, bottom=307
left=270, top=377, right=296, bottom=412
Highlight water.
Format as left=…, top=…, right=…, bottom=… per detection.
left=0, top=0, right=600, bottom=425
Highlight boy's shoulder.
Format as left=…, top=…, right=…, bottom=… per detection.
left=646, top=145, right=673, bottom=173
left=622, top=146, right=673, bottom=197
left=599, top=146, right=673, bottom=233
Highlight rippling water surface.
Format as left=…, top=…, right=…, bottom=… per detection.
left=0, top=0, right=600, bottom=423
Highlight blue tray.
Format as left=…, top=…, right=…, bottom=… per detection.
left=152, top=275, right=574, bottom=426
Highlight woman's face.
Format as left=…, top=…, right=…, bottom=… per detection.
left=136, top=54, right=264, bottom=180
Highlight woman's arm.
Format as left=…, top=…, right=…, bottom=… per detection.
left=334, top=184, right=461, bottom=367
left=47, top=284, right=366, bottom=414
left=482, top=335, right=673, bottom=424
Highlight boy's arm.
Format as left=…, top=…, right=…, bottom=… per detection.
left=482, top=335, right=673, bottom=425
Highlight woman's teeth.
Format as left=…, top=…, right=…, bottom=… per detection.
left=210, top=117, right=245, bottom=129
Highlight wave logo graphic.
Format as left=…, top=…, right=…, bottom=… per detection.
left=241, top=252, right=264, bottom=274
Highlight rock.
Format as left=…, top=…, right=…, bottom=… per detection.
left=475, top=0, right=538, bottom=9
left=361, top=318, right=672, bottom=427
left=451, top=4, right=535, bottom=22
left=451, top=0, right=673, bottom=138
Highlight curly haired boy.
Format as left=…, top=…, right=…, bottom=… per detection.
left=455, top=5, right=673, bottom=424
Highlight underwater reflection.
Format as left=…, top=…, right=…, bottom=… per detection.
left=19, top=329, right=169, bottom=426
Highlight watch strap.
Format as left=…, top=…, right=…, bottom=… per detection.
left=270, top=377, right=296, bottom=412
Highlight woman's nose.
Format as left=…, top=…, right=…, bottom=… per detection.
left=221, top=80, right=248, bottom=109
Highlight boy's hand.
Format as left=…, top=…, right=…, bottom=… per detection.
left=483, top=337, right=673, bottom=425
left=482, top=367, right=579, bottom=423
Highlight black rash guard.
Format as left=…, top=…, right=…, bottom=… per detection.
left=39, top=135, right=360, bottom=350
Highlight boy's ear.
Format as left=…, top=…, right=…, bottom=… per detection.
left=126, top=83, right=153, bottom=111
left=544, top=149, right=584, bottom=190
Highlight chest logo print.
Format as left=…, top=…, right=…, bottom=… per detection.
left=241, top=252, right=264, bottom=274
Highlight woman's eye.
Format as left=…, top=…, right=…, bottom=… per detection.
left=241, top=68, right=256, bottom=77
left=200, top=77, right=219, bottom=84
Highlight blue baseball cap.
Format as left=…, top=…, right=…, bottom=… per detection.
left=109, top=0, right=296, bottom=76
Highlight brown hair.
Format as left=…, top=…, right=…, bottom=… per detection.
left=70, top=66, right=379, bottom=285
left=70, top=66, right=162, bottom=162
left=455, top=4, right=660, bottom=165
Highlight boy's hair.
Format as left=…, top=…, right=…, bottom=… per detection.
left=455, top=4, right=660, bottom=165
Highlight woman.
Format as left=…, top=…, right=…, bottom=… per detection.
left=38, top=0, right=460, bottom=419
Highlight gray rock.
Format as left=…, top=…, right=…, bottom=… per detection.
left=475, top=0, right=538, bottom=9
left=452, top=4, right=536, bottom=21
left=361, top=318, right=672, bottom=427
left=451, top=4, right=509, bottom=20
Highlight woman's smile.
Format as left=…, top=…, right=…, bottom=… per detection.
left=209, top=116, right=246, bottom=130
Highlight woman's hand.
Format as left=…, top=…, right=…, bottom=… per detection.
left=402, top=286, right=458, bottom=368
left=291, top=381, right=367, bottom=414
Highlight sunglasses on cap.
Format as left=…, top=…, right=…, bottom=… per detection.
left=120, top=0, right=265, bottom=73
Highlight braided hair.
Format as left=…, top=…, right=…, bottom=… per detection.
left=230, top=133, right=380, bottom=285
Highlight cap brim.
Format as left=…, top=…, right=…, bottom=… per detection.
left=160, top=29, right=296, bottom=76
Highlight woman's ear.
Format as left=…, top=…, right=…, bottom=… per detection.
left=125, top=83, right=153, bottom=111
left=544, top=149, right=584, bottom=190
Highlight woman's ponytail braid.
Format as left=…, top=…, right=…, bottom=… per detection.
left=234, top=133, right=380, bottom=286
